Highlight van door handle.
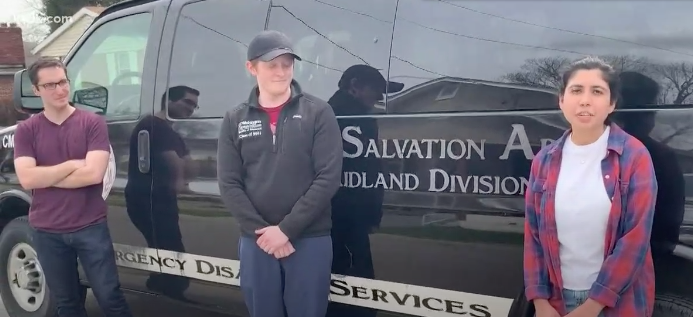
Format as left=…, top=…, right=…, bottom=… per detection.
left=137, top=130, right=150, bottom=173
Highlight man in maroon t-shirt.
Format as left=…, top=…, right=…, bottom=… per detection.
left=13, top=58, right=132, bottom=317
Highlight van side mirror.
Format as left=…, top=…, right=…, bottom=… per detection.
left=73, top=86, right=108, bottom=111
left=13, top=69, right=109, bottom=115
left=13, top=69, right=43, bottom=114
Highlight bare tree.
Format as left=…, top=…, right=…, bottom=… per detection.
left=19, top=24, right=48, bottom=43
left=19, top=0, right=50, bottom=42
left=502, top=55, right=693, bottom=105
left=650, top=62, right=693, bottom=105
left=502, top=55, right=656, bottom=89
left=599, top=55, right=653, bottom=74
left=41, top=0, right=120, bottom=32
left=502, top=55, right=693, bottom=147
left=500, top=57, right=570, bottom=90
left=18, top=0, right=118, bottom=38
left=23, top=0, right=43, bottom=12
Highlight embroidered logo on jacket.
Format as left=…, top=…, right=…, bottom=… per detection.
left=238, top=120, right=263, bottom=139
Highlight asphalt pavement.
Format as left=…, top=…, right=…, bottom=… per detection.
left=0, top=290, right=229, bottom=317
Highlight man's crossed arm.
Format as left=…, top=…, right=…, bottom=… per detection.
left=53, top=149, right=110, bottom=189
left=15, top=150, right=109, bottom=190
left=13, top=114, right=112, bottom=190
left=14, top=157, right=83, bottom=190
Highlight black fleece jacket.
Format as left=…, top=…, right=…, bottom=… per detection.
left=217, top=80, right=343, bottom=240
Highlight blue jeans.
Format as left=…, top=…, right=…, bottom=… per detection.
left=32, top=221, right=132, bottom=317
left=239, top=235, right=333, bottom=317
left=534, top=289, right=606, bottom=317
left=563, top=289, right=606, bottom=317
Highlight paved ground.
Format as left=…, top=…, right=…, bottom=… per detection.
left=0, top=290, right=229, bottom=317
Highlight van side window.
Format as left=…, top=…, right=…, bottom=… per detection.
left=166, top=0, right=269, bottom=119
left=388, top=1, right=564, bottom=114
left=388, top=1, right=693, bottom=114
left=67, top=13, right=152, bottom=120
left=267, top=0, right=396, bottom=115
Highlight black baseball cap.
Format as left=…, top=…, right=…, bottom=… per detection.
left=247, top=30, right=302, bottom=62
left=338, top=64, right=404, bottom=94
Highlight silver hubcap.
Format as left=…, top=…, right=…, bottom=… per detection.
left=7, top=243, right=45, bottom=312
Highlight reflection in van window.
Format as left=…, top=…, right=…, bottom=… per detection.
left=267, top=0, right=397, bottom=114
left=67, top=13, right=152, bottom=118
left=388, top=0, right=693, bottom=114
left=167, top=0, right=269, bottom=119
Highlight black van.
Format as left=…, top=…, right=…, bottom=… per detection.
left=1, top=0, right=693, bottom=316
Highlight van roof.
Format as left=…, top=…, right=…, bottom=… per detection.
left=94, top=0, right=162, bottom=23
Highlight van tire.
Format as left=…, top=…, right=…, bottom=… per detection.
left=653, top=293, right=693, bottom=317
left=0, top=216, right=86, bottom=317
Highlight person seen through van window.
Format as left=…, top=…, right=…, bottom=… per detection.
left=13, top=58, right=133, bottom=317
left=524, top=57, right=657, bottom=317
left=329, top=64, right=403, bottom=115
left=615, top=71, right=685, bottom=259
left=216, top=30, right=343, bottom=317
left=326, top=64, right=403, bottom=317
left=124, top=85, right=199, bottom=301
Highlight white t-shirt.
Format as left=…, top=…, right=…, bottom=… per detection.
left=555, top=126, right=613, bottom=290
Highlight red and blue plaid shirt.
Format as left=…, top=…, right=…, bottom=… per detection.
left=524, top=123, right=657, bottom=317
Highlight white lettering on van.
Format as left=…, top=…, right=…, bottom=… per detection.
left=112, top=244, right=513, bottom=316
left=428, top=170, right=530, bottom=195
left=1, top=134, right=14, bottom=149
left=340, top=124, right=555, bottom=196
left=341, top=172, right=419, bottom=191
left=342, top=126, right=485, bottom=160
left=499, top=124, right=533, bottom=160
left=498, top=124, right=555, bottom=160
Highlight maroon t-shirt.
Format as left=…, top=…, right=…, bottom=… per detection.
left=14, top=109, right=111, bottom=233
left=260, top=101, right=286, bottom=134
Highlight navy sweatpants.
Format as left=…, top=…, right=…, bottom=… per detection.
left=239, top=235, right=332, bottom=317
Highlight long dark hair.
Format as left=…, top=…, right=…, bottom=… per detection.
left=559, top=56, right=621, bottom=124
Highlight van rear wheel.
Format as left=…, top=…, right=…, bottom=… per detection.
left=653, top=293, right=693, bottom=317
left=6, top=242, right=45, bottom=312
left=0, top=217, right=86, bottom=317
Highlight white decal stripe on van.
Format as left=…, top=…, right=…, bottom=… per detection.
left=112, top=244, right=513, bottom=317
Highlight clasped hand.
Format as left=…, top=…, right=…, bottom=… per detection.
left=535, top=299, right=603, bottom=317
left=563, top=302, right=603, bottom=317
left=255, top=226, right=294, bottom=259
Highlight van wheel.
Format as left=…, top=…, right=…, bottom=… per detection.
left=0, top=217, right=86, bottom=317
left=653, top=293, right=693, bottom=317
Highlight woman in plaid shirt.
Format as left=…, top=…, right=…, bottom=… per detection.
left=524, top=57, right=657, bottom=317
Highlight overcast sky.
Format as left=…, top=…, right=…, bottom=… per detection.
left=1, top=0, right=49, bottom=41
left=0, top=0, right=35, bottom=21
